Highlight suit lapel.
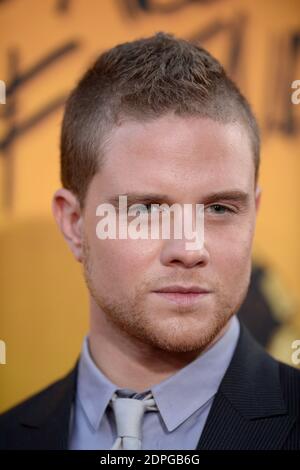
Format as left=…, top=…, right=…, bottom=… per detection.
left=196, top=325, right=296, bottom=450
left=18, top=362, right=78, bottom=450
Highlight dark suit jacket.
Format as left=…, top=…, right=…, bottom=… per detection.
left=0, top=323, right=299, bottom=450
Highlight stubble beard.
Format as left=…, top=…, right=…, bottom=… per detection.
left=82, top=239, right=250, bottom=354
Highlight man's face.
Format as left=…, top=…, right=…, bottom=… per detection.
left=81, top=113, right=260, bottom=353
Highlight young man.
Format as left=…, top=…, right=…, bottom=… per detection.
left=1, top=32, right=299, bottom=450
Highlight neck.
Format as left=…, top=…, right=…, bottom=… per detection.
left=88, top=301, right=231, bottom=392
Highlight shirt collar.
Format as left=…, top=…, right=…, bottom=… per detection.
left=77, top=315, right=240, bottom=432
left=76, top=338, right=118, bottom=431
left=151, top=315, right=240, bottom=431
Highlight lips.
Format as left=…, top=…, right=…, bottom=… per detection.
left=154, top=285, right=209, bottom=294
left=153, top=285, right=211, bottom=306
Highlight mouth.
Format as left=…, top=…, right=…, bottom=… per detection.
left=152, top=285, right=211, bottom=306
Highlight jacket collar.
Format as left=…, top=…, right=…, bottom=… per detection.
left=19, top=362, right=78, bottom=449
left=196, top=324, right=295, bottom=450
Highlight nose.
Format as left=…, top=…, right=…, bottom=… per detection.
left=160, top=237, right=210, bottom=269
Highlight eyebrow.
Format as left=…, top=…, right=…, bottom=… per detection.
left=107, top=190, right=250, bottom=206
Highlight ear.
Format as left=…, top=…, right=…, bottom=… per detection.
left=52, top=188, right=84, bottom=262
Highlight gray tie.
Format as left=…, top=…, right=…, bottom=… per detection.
left=110, top=390, right=158, bottom=450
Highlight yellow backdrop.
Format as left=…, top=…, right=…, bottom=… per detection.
left=0, top=0, right=300, bottom=413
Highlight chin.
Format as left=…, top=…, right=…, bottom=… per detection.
left=135, top=315, right=230, bottom=354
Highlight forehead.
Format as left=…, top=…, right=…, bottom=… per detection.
left=93, top=113, right=254, bottom=199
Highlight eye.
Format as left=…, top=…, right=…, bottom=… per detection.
left=206, top=204, right=234, bottom=215
left=128, top=203, right=166, bottom=215
left=131, top=204, right=149, bottom=214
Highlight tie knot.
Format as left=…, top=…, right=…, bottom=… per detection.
left=111, top=390, right=158, bottom=411
left=109, top=390, right=158, bottom=450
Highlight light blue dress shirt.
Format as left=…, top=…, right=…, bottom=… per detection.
left=69, top=315, right=240, bottom=450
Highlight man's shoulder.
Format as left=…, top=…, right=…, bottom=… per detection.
left=0, top=371, right=72, bottom=422
left=197, top=326, right=300, bottom=450
left=217, top=324, right=300, bottom=424
left=277, top=358, right=300, bottom=414
left=0, top=364, right=78, bottom=449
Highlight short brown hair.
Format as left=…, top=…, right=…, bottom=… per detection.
left=60, top=32, right=260, bottom=208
